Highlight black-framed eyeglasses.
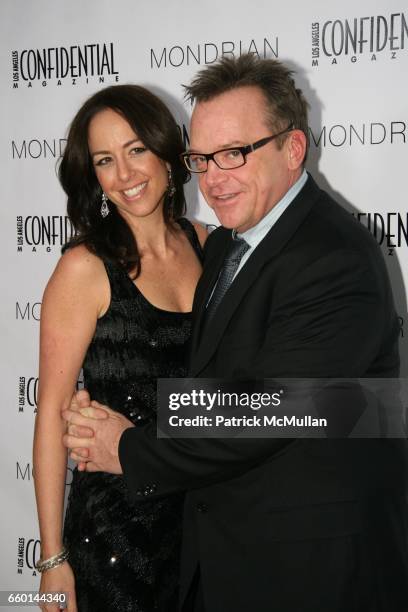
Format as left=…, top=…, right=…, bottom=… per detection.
left=181, top=125, right=294, bottom=173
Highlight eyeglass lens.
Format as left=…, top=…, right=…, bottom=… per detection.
left=187, top=149, right=245, bottom=172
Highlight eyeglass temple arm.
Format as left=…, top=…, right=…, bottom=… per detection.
left=250, top=125, right=295, bottom=153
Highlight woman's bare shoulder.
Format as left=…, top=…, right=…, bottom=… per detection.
left=43, top=244, right=109, bottom=313
left=50, top=244, right=107, bottom=284
left=59, top=244, right=103, bottom=270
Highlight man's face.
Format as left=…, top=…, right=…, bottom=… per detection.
left=190, top=86, right=301, bottom=233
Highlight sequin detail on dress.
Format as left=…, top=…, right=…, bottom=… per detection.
left=63, top=218, right=203, bottom=611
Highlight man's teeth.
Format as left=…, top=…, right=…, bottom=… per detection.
left=123, top=182, right=147, bottom=197
left=216, top=194, right=236, bottom=200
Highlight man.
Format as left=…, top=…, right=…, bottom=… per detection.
left=64, top=55, right=408, bottom=611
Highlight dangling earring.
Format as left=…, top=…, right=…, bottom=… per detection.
left=167, top=169, right=176, bottom=197
left=100, top=192, right=110, bottom=218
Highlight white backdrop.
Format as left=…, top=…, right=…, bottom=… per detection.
left=1, top=0, right=407, bottom=602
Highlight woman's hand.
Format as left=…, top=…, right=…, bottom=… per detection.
left=38, top=561, right=77, bottom=612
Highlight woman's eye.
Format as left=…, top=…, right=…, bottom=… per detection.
left=130, top=147, right=147, bottom=155
left=95, top=157, right=111, bottom=167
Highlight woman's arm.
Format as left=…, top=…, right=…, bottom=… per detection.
left=33, top=245, right=109, bottom=610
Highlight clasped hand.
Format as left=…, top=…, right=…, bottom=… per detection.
left=62, top=390, right=134, bottom=474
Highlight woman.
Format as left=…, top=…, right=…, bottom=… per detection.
left=33, top=84, right=206, bottom=611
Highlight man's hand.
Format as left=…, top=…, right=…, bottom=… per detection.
left=62, top=390, right=134, bottom=474
left=67, top=390, right=95, bottom=471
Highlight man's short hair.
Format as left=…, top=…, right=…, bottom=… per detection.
left=185, top=53, right=309, bottom=157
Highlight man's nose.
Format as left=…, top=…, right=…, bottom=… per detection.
left=203, top=159, right=227, bottom=187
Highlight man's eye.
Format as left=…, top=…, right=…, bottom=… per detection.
left=189, top=155, right=207, bottom=169
left=226, top=149, right=241, bottom=159
left=190, top=154, right=206, bottom=164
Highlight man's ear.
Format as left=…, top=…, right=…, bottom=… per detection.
left=287, top=129, right=307, bottom=170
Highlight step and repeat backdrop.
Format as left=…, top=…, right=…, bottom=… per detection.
left=1, top=0, right=407, bottom=601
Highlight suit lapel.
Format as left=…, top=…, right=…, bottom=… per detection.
left=190, top=229, right=232, bottom=357
left=190, top=175, right=322, bottom=376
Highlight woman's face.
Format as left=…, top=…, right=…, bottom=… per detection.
left=88, top=108, right=169, bottom=222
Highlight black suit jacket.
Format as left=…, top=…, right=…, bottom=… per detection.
left=119, top=175, right=408, bottom=611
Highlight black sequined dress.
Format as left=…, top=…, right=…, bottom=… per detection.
left=63, top=219, right=203, bottom=611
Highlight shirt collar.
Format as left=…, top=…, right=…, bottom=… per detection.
left=233, top=169, right=308, bottom=248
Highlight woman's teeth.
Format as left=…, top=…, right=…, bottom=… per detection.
left=123, top=182, right=147, bottom=197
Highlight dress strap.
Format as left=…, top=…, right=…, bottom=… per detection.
left=100, top=259, right=136, bottom=301
left=176, top=217, right=204, bottom=263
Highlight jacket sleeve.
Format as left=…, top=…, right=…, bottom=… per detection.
left=119, top=247, right=398, bottom=500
